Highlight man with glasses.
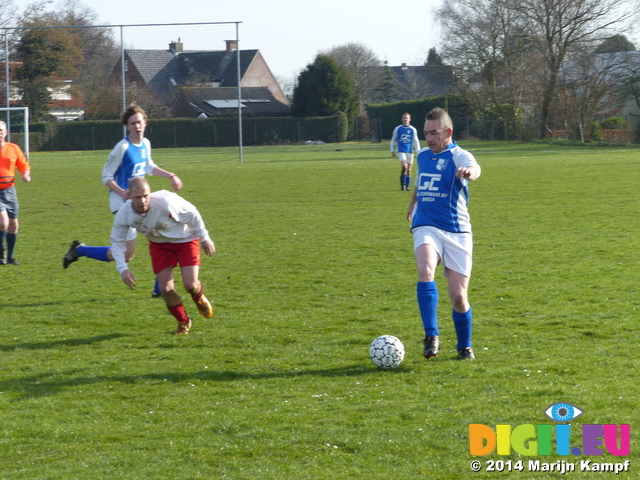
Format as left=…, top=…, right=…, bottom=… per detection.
left=406, top=107, right=481, bottom=360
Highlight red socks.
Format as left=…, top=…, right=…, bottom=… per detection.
left=191, top=284, right=204, bottom=303
left=167, top=303, right=189, bottom=323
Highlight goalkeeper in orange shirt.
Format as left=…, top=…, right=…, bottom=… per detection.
left=0, top=121, right=31, bottom=265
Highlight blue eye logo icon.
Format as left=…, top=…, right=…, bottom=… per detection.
left=544, top=403, right=583, bottom=422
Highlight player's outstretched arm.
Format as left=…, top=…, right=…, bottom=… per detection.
left=151, top=166, right=183, bottom=192
left=455, top=166, right=478, bottom=181
left=121, top=269, right=136, bottom=290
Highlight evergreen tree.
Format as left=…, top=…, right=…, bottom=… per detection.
left=292, top=54, right=357, bottom=120
left=595, top=34, right=636, bottom=54
left=372, top=61, right=402, bottom=103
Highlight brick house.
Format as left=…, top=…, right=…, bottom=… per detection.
left=112, top=40, right=290, bottom=116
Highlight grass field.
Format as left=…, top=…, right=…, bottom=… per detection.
left=1, top=141, right=638, bottom=479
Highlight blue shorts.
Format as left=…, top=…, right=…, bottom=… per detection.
left=0, top=186, right=19, bottom=219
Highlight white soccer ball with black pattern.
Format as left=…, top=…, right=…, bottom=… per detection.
left=369, top=335, right=405, bottom=369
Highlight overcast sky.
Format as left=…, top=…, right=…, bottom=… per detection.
left=54, top=0, right=443, bottom=82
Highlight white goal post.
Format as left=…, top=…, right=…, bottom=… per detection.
left=0, top=107, right=29, bottom=159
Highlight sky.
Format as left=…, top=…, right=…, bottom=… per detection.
left=35, top=0, right=444, bottom=82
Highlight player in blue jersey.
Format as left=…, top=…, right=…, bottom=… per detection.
left=63, top=104, right=183, bottom=298
left=406, top=107, right=481, bottom=360
left=390, top=113, right=421, bottom=191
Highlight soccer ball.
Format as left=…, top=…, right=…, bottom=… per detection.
left=369, top=335, right=405, bottom=369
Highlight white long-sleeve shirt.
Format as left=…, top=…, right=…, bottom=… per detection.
left=111, top=190, right=211, bottom=274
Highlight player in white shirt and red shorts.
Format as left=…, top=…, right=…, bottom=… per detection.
left=112, top=176, right=215, bottom=335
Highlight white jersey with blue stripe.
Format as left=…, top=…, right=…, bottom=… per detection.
left=410, top=142, right=480, bottom=233
left=102, top=136, right=158, bottom=213
left=390, top=125, right=421, bottom=154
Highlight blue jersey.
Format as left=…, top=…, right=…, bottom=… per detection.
left=390, top=125, right=420, bottom=154
left=410, top=142, right=480, bottom=233
left=102, top=136, right=158, bottom=213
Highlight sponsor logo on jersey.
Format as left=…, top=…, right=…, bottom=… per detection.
left=435, top=157, right=449, bottom=171
left=418, top=173, right=441, bottom=191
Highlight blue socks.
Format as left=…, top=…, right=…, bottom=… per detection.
left=418, top=281, right=473, bottom=348
left=453, top=307, right=473, bottom=350
left=405, top=176, right=411, bottom=190
left=153, top=278, right=161, bottom=296
left=417, top=281, right=439, bottom=337
left=76, top=245, right=111, bottom=262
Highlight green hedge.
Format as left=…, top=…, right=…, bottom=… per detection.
left=23, top=113, right=349, bottom=152
left=365, top=95, right=472, bottom=139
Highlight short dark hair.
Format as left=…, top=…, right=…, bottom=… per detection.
left=425, top=107, right=452, bottom=130
left=121, top=103, right=147, bottom=125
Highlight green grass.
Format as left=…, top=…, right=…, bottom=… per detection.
left=0, top=141, right=638, bottom=479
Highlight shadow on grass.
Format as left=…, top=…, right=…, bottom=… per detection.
left=2, top=364, right=382, bottom=401
left=0, top=333, right=127, bottom=352
left=0, top=297, right=109, bottom=309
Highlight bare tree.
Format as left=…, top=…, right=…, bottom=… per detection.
left=438, top=0, right=538, bottom=138
left=0, top=0, right=17, bottom=27
left=556, top=45, right=625, bottom=141
left=516, top=0, right=639, bottom=138
left=322, top=42, right=384, bottom=110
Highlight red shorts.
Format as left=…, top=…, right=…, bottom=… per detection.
left=149, top=239, right=201, bottom=274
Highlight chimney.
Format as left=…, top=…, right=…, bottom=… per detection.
left=225, top=40, right=238, bottom=54
left=169, top=40, right=183, bottom=54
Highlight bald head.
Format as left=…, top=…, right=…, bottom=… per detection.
left=129, top=177, right=151, bottom=214
left=129, top=176, right=149, bottom=194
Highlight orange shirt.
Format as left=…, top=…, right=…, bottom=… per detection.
left=0, top=142, right=29, bottom=190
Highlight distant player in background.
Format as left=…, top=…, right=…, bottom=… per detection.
left=0, top=121, right=31, bottom=265
left=406, top=107, right=481, bottom=360
left=390, top=113, right=420, bottom=191
left=63, top=104, right=183, bottom=298
left=113, top=176, right=215, bottom=335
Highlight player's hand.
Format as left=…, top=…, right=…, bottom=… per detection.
left=407, top=202, right=416, bottom=222
left=121, top=269, right=136, bottom=290
left=170, top=175, right=183, bottom=192
left=22, top=172, right=31, bottom=182
left=456, top=167, right=476, bottom=180
left=202, top=239, right=216, bottom=257
left=391, top=152, right=396, bottom=157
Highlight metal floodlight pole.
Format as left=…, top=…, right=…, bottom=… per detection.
left=236, top=22, right=243, bottom=163
left=4, top=29, right=10, bottom=137
left=120, top=25, right=126, bottom=138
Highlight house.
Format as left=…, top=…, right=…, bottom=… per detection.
left=0, top=62, right=87, bottom=121
left=172, top=86, right=290, bottom=117
left=46, top=78, right=87, bottom=121
left=112, top=40, right=290, bottom=116
left=390, top=64, right=457, bottom=100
